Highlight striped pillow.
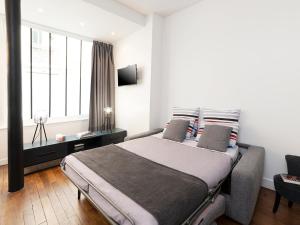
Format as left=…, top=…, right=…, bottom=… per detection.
left=167, top=107, right=200, bottom=139
left=196, top=109, right=240, bottom=147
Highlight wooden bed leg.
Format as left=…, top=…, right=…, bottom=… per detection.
left=78, top=189, right=81, bottom=200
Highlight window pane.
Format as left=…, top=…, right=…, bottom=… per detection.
left=21, top=25, right=92, bottom=120
left=21, top=26, right=31, bottom=120
left=81, top=41, right=92, bottom=115
left=32, top=29, right=49, bottom=116
left=66, top=38, right=81, bottom=116
left=51, top=34, right=66, bottom=117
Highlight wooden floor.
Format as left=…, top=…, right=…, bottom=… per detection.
left=0, top=166, right=299, bottom=225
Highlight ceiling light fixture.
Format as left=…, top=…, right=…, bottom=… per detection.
left=79, top=22, right=85, bottom=27
left=111, top=32, right=116, bottom=36
left=37, top=8, right=44, bottom=13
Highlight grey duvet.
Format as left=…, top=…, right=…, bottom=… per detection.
left=71, top=144, right=208, bottom=225
left=62, top=136, right=233, bottom=225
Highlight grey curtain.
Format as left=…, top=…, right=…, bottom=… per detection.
left=89, top=41, right=115, bottom=132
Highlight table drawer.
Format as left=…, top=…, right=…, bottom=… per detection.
left=68, top=138, right=102, bottom=153
left=24, top=144, right=67, bottom=167
left=101, top=136, right=124, bottom=146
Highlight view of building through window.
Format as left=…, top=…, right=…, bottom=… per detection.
left=21, top=25, right=93, bottom=120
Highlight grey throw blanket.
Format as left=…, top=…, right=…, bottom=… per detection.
left=72, top=144, right=208, bottom=225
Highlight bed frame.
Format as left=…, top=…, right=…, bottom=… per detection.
left=124, top=129, right=265, bottom=225
left=63, top=128, right=265, bottom=225
left=63, top=158, right=224, bottom=225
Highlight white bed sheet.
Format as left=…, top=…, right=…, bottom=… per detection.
left=64, top=156, right=157, bottom=225
left=64, top=160, right=225, bottom=225
left=63, top=136, right=234, bottom=225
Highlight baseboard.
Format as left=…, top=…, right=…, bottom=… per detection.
left=0, top=158, right=7, bottom=166
left=262, top=177, right=274, bottom=190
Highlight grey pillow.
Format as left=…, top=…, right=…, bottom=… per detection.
left=197, top=125, right=233, bottom=152
left=163, top=119, right=190, bottom=142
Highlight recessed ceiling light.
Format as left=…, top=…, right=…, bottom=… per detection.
left=37, top=8, right=44, bottom=13
left=111, top=32, right=116, bottom=36
left=79, top=22, right=85, bottom=27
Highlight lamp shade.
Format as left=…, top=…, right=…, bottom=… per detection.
left=33, top=111, right=48, bottom=124
left=104, top=107, right=112, bottom=115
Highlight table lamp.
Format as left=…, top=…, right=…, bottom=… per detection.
left=32, top=111, right=48, bottom=145
left=103, top=107, right=112, bottom=132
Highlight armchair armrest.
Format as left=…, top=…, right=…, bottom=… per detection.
left=224, top=144, right=265, bottom=225
left=125, top=128, right=164, bottom=141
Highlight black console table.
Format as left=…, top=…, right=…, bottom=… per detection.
left=23, top=128, right=127, bottom=174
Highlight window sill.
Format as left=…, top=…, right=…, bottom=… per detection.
left=0, top=116, right=89, bottom=130
left=24, top=116, right=89, bottom=127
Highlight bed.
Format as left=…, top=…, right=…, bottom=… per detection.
left=61, top=132, right=241, bottom=225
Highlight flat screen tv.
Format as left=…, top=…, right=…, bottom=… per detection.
left=118, top=64, right=137, bottom=86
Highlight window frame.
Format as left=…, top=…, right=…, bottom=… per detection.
left=21, top=23, right=93, bottom=125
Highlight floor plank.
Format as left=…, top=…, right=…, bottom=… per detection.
left=1, top=165, right=299, bottom=225
left=26, top=174, right=47, bottom=225
left=38, top=170, right=70, bottom=225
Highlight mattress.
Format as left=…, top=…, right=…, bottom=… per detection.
left=63, top=136, right=233, bottom=225
left=64, top=159, right=156, bottom=225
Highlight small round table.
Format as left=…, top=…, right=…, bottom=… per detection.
left=273, top=174, right=300, bottom=213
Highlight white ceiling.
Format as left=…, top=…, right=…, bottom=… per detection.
left=0, top=0, right=201, bottom=41
left=114, top=0, right=201, bottom=16
left=0, top=0, right=143, bottom=42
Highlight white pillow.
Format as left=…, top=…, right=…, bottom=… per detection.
left=195, top=108, right=240, bottom=147
left=166, top=107, right=200, bottom=140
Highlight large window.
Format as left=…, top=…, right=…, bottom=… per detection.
left=21, top=26, right=93, bottom=121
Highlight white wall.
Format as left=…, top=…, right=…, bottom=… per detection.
left=0, top=15, right=7, bottom=165
left=149, top=15, right=164, bottom=130
left=114, top=17, right=152, bottom=135
left=0, top=130, right=7, bottom=165
left=0, top=15, right=7, bottom=130
left=114, top=15, right=163, bottom=135
left=161, top=0, right=300, bottom=189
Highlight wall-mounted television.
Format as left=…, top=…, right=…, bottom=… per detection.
left=118, top=64, right=137, bottom=86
